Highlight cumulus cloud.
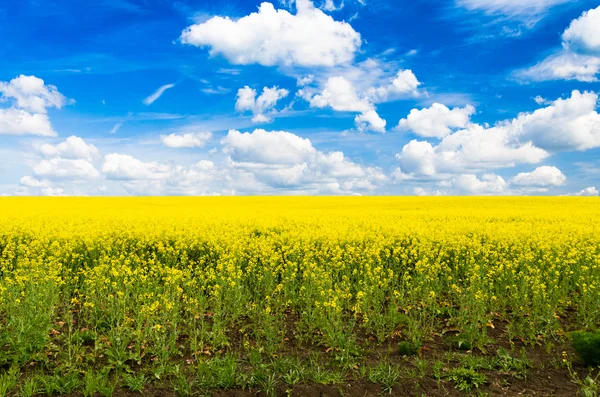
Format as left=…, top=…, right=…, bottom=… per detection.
left=221, top=129, right=386, bottom=192
left=452, top=173, right=506, bottom=195
left=397, top=103, right=475, bottom=138
left=518, top=6, right=600, bottom=82
left=394, top=91, right=600, bottom=179
left=366, top=69, right=421, bottom=102
left=300, top=68, right=421, bottom=133
left=222, top=129, right=316, bottom=165
left=562, top=6, right=600, bottom=55
left=0, top=108, right=56, bottom=136
left=574, top=186, right=599, bottom=196
left=302, top=76, right=387, bottom=132
left=235, top=86, right=289, bottom=123
left=180, top=0, right=361, bottom=67
left=161, top=131, right=212, bottom=148
left=143, top=83, right=176, bottom=105
left=99, top=129, right=384, bottom=195
left=102, top=154, right=172, bottom=180
left=40, top=136, right=100, bottom=161
left=33, top=158, right=101, bottom=180
left=0, top=75, right=67, bottom=113
left=511, top=166, right=566, bottom=187
left=355, top=110, right=386, bottom=133
left=306, top=76, right=371, bottom=112
left=114, top=160, right=233, bottom=196
left=0, top=75, right=69, bottom=137
left=19, top=176, right=51, bottom=188
left=506, top=90, right=600, bottom=152
left=395, top=128, right=548, bottom=178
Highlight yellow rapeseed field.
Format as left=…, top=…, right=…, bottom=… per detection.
left=0, top=197, right=599, bottom=393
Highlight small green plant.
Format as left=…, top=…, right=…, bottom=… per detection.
left=282, top=368, right=305, bottom=386
left=172, top=374, right=195, bottom=397
left=19, top=377, right=41, bottom=397
left=564, top=353, right=600, bottom=397
left=572, top=331, right=600, bottom=367
left=123, top=372, right=147, bottom=392
left=83, top=370, right=116, bottom=397
left=39, top=372, right=81, bottom=395
left=310, top=366, right=344, bottom=385
left=461, top=355, right=495, bottom=371
left=432, top=360, right=444, bottom=388
left=398, top=341, right=420, bottom=356
left=257, top=372, right=278, bottom=397
left=83, top=371, right=100, bottom=397
left=415, top=358, right=429, bottom=379
left=578, top=375, right=600, bottom=397
left=369, top=364, right=400, bottom=395
left=57, top=372, right=81, bottom=395
left=0, top=373, right=17, bottom=397
left=445, top=335, right=473, bottom=351
left=446, top=367, right=487, bottom=392
left=496, top=347, right=531, bottom=379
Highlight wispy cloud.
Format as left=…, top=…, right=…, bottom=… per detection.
left=109, top=122, right=123, bottom=134
left=143, top=83, right=176, bottom=105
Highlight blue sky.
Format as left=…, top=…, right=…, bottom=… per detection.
left=1, top=0, right=599, bottom=196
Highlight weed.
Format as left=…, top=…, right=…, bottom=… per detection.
left=446, top=367, right=487, bottom=392
left=369, top=364, right=400, bottom=394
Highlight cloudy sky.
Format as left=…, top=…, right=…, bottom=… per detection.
left=1, top=0, right=599, bottom=196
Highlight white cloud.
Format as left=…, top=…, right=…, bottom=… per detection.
left=19, top=176, right=51, bottom=188
left=413, top=187, right=427, bottom=196
left=511, top=166, right=566, bottom=187
left=161, top=132, right=212, bottom=148
left=395, top=140, right=437, bottom=176
left=297, top=75, right=315, bottom=86
left=575, top=186, right=599, bottom=196
left=518, top=7, right=600, bottom=82
left=222, top=129, right=316, bottom=165
left=143, top=83, right=176, bottom=105
left=102, top=154, right=172, bottom=180
left=0, top=108, right=56, bottom=136
left=40, top=136, right=100, bottom=161
left=40, top=187, right=68, bottom=197
left=307, top=76, right=371, bottom=112
left=396, top=125, right=548, bottom=177
left=320, top=0, right=344, bottom=11
left=0, top=75, right=67, bottom=114
left=456, top=0, right=569, bottom=20
left=452, top=173, right=506, bottom=195
left=518, top=52, right=600, bottom=82
left=562, top=6, right=600, bottom=55
left=395, top=91, right=600, bottom=178
left=366, top=69, right=421, bottom=102
left=235, top=86, right=289, bottom=123
left=33, top=158, right=100, bottom=180
left=397, top=103, right=475, bottom=138
left=180, top=0, right=361, bottom=67
left=355, top=110, right=386, bottom=133
left=506, top=90, right=600, bottom=152
left=221, top=129, right=386, bottom=192
left=109, top=122, right=123, bottom=134
left=299, top=66, right=421, bottom=132
left=0, top=75, right=68, bottom=137
left=98, top=129, right=384, bottom=196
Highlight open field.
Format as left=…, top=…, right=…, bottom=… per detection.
left=0, top=197, right=599, bottom=396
